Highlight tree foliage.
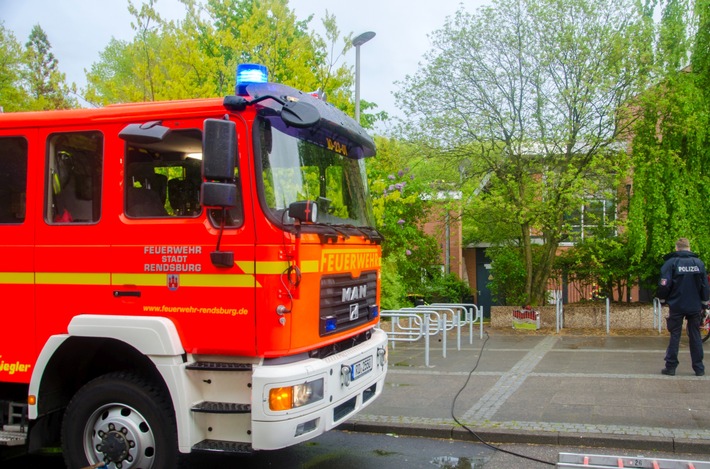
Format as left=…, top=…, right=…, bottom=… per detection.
left=85, top=0, right=209, bottom=104
left=396, top=0, right=651, bottom=305
left=486, top=244, right=529, bottom=306
left=367, top=137, right=443, bottom=304
left=0, top=22, right=75, bottom=111
left=0, top=22, right=29, bottom=112
left=554, top=228, right=636, bottom=302
left=83, top=0, right=386, bottom=126
left=627, top=0, right=710, bottom=285
left=22, top=25, right=77, bottom=110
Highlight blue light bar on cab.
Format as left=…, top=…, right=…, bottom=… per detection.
left=236, top=63, right=268, bottom=96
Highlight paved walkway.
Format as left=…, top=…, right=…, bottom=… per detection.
left=343, top=330, right=710, bottom=454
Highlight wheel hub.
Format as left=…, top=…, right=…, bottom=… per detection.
left=86, top=404, right=155, bottom=469
left=98, top=426, right=130, bottom=463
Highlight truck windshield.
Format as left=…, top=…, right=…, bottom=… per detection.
left=257, top=116, right=375, bottom=228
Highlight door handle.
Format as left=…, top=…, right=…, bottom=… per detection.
left=113, top=290, right=141, bottom=298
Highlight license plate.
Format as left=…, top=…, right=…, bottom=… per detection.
left=351, top=356, right=373, bottom=381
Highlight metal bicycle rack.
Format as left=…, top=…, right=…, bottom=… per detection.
left=379, top=303, right=484, bottom=367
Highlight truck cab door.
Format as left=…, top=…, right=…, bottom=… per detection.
left=34, top=128, right=111, bottom=358
left=111, top=117, right=257, bottom=356
left=0, top=132, right=35, bottom=384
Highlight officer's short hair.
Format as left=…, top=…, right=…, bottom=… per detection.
left=676, top=238, right=691, bottom=251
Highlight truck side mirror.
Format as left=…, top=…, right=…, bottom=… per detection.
left=201, top=119, right=237, bottom=208
left=201, top=118, right=238, bottom=269
left=288, top=200, right=318, bottom=223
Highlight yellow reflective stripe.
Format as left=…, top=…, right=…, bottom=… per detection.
left=236, top=260, right=320, bottom=274
left=5, top=268, right=316, bottom=287
left=36, top=272, right=111, bottom=285
left=236, top=261, right=283, bottom=274
left=180, top=274, right=258, bottom=288
left=112, top=273, right=261, bottom=288
left=0, top=273, right=34, bottom=284
left=300, top=260, right=319, bottom=273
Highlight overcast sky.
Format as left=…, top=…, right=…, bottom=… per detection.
left=1, top=0, right=489, bottom=125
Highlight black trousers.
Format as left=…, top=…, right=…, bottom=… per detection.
left=665, top=311, right=704, bottom=374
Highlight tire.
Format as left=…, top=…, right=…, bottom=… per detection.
left=702, top=311, right=710, bottom=343
left=61, top=371, right=178, bottom=469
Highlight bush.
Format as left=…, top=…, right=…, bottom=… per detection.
left=487, top=245, right=528, bottom=306
left=380, top=256, right=408, bottom=310
left=420, top=272, right=473, bottom=304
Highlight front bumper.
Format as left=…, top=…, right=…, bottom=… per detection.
left=250, top=328, right=388, bottom=450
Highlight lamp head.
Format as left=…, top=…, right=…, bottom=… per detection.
left=352, top=31, right=376, bottom=47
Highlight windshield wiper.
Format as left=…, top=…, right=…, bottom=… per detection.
left=307, top=223, right=383, bottom=244
left=309, top=223, right=350, bottom=244
left=345, top=225, right=384, bottom=244
left=323, top=223, right=351, bottom=240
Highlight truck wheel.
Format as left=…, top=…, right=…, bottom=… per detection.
left=61, top=371, right=178, bottom=469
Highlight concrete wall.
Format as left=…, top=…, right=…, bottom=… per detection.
left=491, top=303, right=660, bottom=330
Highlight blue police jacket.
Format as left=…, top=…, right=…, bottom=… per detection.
left=657, top=250, right=710, bottom=314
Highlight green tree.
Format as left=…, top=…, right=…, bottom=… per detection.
left=554, top=229, right=636, bottom=303
left=85, top=0, right=187, bottom=104
left=368, top=136, right=463, bottom=305
left=486, top=244, right=529, bottom=306
left=84, top=37, right=149, bottom=105
left=22, top=24, right=76, bottom=110
left=84, top=0, right=379, bottom=125
left=192, top=0, right=320, bottom=94
left=379, top=254, right=408, bottom=310
left=0, top=22, right=29, bottom=111
left=627, top=0, right=710, bottom=285
left=396, top=0, right=651, bottom=305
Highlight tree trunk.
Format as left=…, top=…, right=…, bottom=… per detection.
left=522, top=222, right=533, bottom=304
left=530, top=239, right=559, bottom=306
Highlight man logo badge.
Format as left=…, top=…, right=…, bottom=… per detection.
left=342, top=285, right=367, bottom=302
left=350, top=303, right=359, bottom=320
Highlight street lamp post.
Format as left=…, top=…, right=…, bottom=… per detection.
left=352, top=31, right=375, bottom=124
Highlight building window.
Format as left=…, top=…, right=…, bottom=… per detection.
left=565, top=196, right=616, bottom=241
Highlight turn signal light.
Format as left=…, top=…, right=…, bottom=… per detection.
left=269, top=387, right=293, bottom=411
left=268, top=379, right=324, bottom=411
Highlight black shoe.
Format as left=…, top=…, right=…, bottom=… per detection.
left=661, top=368, right=676, bottom=376
left=696, top=370, right=705, bottom=377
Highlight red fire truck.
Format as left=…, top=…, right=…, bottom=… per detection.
left=0, top=63, right=387, bottom=468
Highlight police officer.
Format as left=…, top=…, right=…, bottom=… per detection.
left=657, top=238, right=710, bottom=376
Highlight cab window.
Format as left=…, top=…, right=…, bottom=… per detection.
left=46, top=131, right=103, bottom=224
left=0, top=137, right=28, bottom=224
left=124, top=129, right=203, bottom=218
left=124, top=127, right=243, bottom=227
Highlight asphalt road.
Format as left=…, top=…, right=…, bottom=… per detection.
left=3, top=431, right=489, bottom=468
left=3, top=430, right=710, bottom=468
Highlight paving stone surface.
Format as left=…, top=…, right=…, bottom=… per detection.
left=344, top=329, right=710, bottom=453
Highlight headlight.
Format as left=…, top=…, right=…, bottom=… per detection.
left=269, top=379, right=324, bottom=411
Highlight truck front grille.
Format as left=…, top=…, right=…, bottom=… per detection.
left=319, top=270, right=378, bottom=336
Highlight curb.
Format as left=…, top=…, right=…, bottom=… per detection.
left=340, top=421, right=710, bottom=455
